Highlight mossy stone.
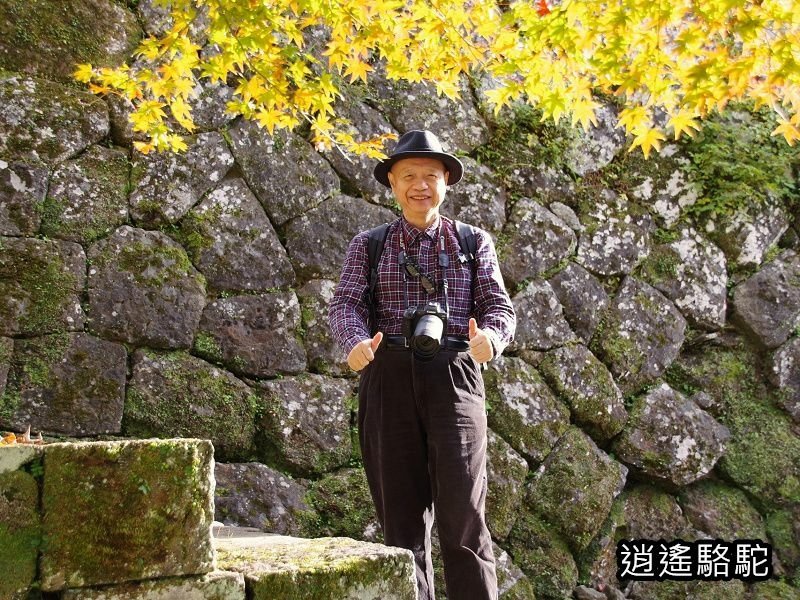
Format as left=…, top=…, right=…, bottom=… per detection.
left=678, top=480, right=766, bottom=541
left=0, top=470, right=40, bottom=599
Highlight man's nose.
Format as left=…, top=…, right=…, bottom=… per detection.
left=413, top=178, right=429, bottom=190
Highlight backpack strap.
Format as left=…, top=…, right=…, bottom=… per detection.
left=365, top=222, right=391, bottom=334
left=453, top=220, right=479, bottom=311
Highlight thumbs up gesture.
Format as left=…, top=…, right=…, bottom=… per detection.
left=468, top=318, right=494, bottom=364
left=347, top=331, right=383, bottom=372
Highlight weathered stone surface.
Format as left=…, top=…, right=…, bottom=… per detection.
left=40, top=439, right=215, bottom=591
left=679, top=480, right=767, bottom=540
left=509, top=280, right=576, bottom=352
left=495, top=544, right=537, bottom=600
left=1, top=333, right=126, bottom=435
left=0, top=445, right=42, bottom=474
left=618, top=485, right=692, bottom=541
left=179, top=178, right=295, bottom=292
left=770, top=337, right=800, bottom=423
left=87, top=226, right=206, bottom=349
left=749, top=580, right=800, bottom=600
left=765, top=508, right=800, bottom=575
left=195, top=293, right=307, bottom=378
left=0, top=336, right=11, bottom=402
left=136, top=0, right=209, bottom=42
left=125, top=350, right=257, bottom=461
left=130, top=132, right=234, bottom=225
left=0, top=160, right=47, bottom=236
left=538, top=344, right=627, bottom=443
left=284, top=193, right=396, bottom=282
left=305, top=468, right=381, bottom=542
left=254, top=374, right=352, bottom=477
left=0, top=469, right=40, bottom=600
left=484, top=356, right=570, bottom=465
left=548, top=262, right=609, bottom=342
left=322, top=99, right=396, bottom=206
left=186, top=80, right=236, bottom=132
left=298, top=279, right=350, bottom=376
left=41, top=145, right=129, bottom=243
left=370, top=72, right=489, bottom=153
left=613, top=383, right=730, bottom=486
left=507, top=161, right=575, bottom=205
left=732, top=250, right=800, bottom=349
left=0, top=0, right=139, bottom=81
left=487, top=429, right=529, bottom=541
left=0, top=75, right=109, bottom=165
left=506, top=511, right=578, bottom=600
left=228, top=120, right=339, bottom=226
left=548, top=201, right=581, bottom=231
left=62, top=571, right=246, bottom=600
left=441, top=156, right=507, bottom=235
left=500, top=198, right=576, bottom=288
left=628, top=144, right=698, bottom=227
left=576, top=191, right=653, bottom=276
left=628, top=578, right=746, bottom=600
left=574, top=586, right=606, bottom=600
left=564, top=103, right=626, bottom=176
left=0, top=236, right=86, bottom=336
left=705, top=196, right=790, bottom=268
left=527, top=427, right=627, bottom=551
left=215, top=533, right=417, bottom=599
left=215, top=462, right=313, bottom=536
left=592, top=277, right=687, bottom=395
left=637, top=230, right=727, bottom=330
left=667, top=338, right=800, bottom=508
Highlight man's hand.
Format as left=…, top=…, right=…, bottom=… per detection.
left=347, top=332, right=384, bottom=371
left=468, top=318, right=494, bottom=363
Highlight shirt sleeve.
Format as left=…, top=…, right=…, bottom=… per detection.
left=472, top=229, right=516, bottom=356
left=329, top=231, right=372, bottom=357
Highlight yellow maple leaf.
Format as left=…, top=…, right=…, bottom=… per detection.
left=667, top=110, right=702, bottom=140
left=344, top=59, right=373, bottom=83
left=629, top=127, right=666, bottom=159
left=73, top=64, right=95, bottom=84
left=771, top=119, right=800, bottom=146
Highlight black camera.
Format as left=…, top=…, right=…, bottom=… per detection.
left=402, top=302, right=448, bottom=360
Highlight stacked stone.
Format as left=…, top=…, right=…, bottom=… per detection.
left=1, top=1, right=800, bottom=599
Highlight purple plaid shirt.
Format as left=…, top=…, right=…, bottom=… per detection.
left=329, top=216, right=516, bottom=357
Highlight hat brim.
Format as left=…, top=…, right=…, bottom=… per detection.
left=373, top=151, right=463, bottom=188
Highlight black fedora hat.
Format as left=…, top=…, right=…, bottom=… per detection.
left=373, top=130, right=463, bottom=188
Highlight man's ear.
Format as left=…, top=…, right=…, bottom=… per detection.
left=387, top=171, right=396, bottom=189
left=444, top=170, right=450, bottom=186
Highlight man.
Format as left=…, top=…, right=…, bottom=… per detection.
left=329, top=130, right=515, bottom=599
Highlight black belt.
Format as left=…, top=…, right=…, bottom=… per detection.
left=382, top=335, right=470, bottom=352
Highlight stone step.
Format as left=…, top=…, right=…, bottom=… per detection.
left=213, top=526, right=418, bottom=600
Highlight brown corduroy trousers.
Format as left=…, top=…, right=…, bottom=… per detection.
left=358, top=345, right=497, bottom=600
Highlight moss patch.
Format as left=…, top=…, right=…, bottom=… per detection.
left=0, top=470, right=40, bottom=599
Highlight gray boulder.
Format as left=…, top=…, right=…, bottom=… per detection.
left=0, top=0, right=140, bottom=83
left=41, top=146, right=129, bottom=243
left=628, top=144, right=699, bottom=227
left=87, top=226, right=206, bottom=349
left=124, top=350, right=257, bottom=461
left=0, top=333, right=126, bottom=436
left=0, top=236, right=86, bottom=336
left=297, top=279, right=350, bottom=376
left=732, top=250, right=800, bottom=349
left=441, top=156, right=507, bottom=235
left=486, top=429, right=529, bottom=541
left=770, top=337, right=800, bottom=423
left=495, top=544, right=537, bottom=599
left=548, top=262, right=609, bottom=342
left=613, top=383, right=730, bottom=486
left=576, top=191, right=653, bottom=276
left=178, top=178, right=295, bottom=292
left=129, top=132, right=234, bottom=225
left=538, top=344, right=627, bottom=443
left=228, top=120, right=339, bottom=226
left=284, top=193, right=396, bottom=282
left=679, top=480, right=767, bottom=541
left=619, top=485, right=692, bottom=541
left=592, top=277, right=687, bottom=394
left=0, top=75, right=109, bottom=166
left=637, top=230, right=727, bottom=330
left=507, top=162, right=575, bottom=205
left=0, top=160, right=47, bottom=236
left=194, top=292, right=307, bottom=378
left=526, top=427, right=627, bottom=551
left=254, top=374, right=353, bottom=477
left=500, top=198, right=576, bottom=288
left=564, top=103, right=626, bottom=176
left=136, top=0, right=208, bottom=41
left=484, top=356, right=571, bottom=465
left=370, top=72, right=489, bottom=153
left=509, top=279, right=575, bottom=352
left=321, top=99, right=396, bottom=206
left=214, top=462, right=314, bottom=536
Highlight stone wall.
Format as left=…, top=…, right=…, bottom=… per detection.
left=1, top=1, right=799, bottom=599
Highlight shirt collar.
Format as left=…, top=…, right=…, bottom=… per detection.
left=401, top=216, right=441, bottom=246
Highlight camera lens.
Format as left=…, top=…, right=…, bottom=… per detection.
left=411, top=314, right=444, bottom=360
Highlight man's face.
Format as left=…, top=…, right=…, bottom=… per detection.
left=387, top=157, right=449, bottom=227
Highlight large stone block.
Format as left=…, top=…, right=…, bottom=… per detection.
left=0, top=160, right=47, bottom=236
left=486, top=429, right=528, bottom=541
left=215, top=533, right=417, bottom=600
left=509, top=280, right=576, bottom=352
left=61, top=571, right=246, bottom=600
left=40, top=439, right=215, bottom=591
left=0, top=469, right=40, bottom=600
